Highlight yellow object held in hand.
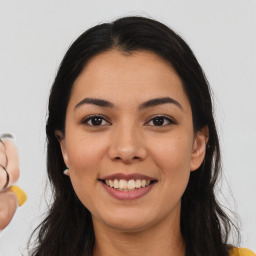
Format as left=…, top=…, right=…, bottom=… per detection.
left=8, top=185, right=27, bottom=206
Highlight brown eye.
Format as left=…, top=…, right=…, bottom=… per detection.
left=147, top=116, right=175, bottom=127
left=82, top=115, right=110, bottom=126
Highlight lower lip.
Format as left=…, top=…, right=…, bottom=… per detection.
left=101, top=182, right=155, bottom=200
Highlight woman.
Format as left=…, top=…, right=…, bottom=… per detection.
left=27, top=16, right=254, bottom=255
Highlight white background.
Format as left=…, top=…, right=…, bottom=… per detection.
left=0, top=0, right=255, bottom=255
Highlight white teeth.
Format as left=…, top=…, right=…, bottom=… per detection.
left=104, top=179, right=152, bottom=190
left=109, top=180, right=114, bottom=188
left=113, top=179, right=119, bottom=189
left=127, top=179, right=135, bottom=190
left=119, top=179, right=128, bottom=189
left=135, top=179, right=141, bottom=188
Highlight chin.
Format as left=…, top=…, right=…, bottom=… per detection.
left=105, top=218, right=153, bottom=233
left=95, top=207, right=159, bottom=232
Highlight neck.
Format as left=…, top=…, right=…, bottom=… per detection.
left=92, top=208, right=185, bottom=256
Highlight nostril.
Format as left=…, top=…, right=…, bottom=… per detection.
left=113, top=155, right=141, bottom=162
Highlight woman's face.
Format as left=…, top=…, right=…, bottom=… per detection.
left=58, top=50, right=207, bottom=232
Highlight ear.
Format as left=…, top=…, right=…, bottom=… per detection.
left=190, top=126, right=209, bottom=172
left=55, top=130, right=70, bottom=168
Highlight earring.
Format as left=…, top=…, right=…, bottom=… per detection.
left=63, top=169, right=70, bottom=176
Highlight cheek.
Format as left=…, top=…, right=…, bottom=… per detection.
left=150, top=133, right=193, bottom=176
left=149, top=133, right=193, bottom=201
left=67, top=135, right=107, bottom=172
left=65, top=135, right=108, bottom=210
left=141, top=133, right=193, bottom=220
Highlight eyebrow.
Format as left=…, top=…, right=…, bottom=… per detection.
left=74, top=97, right=183, bottom=111
left=138, top=97, right=183, bottom=111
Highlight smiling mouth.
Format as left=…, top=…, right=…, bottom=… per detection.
left=99, top=179, right=157, bottom=191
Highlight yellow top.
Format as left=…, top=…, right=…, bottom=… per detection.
left=230, top=248, right=256, bottom=256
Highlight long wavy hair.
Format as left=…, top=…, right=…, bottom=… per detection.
left=29, top=16, right=239, bottom=256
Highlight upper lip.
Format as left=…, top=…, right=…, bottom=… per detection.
left=100, top=173, right=156, bottom=181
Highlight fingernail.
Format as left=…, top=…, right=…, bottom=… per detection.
left=0, top=133, right=15, bottom=141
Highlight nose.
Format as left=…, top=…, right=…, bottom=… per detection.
left=108, top=122, right=147, bottom=164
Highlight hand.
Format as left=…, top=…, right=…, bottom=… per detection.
left=0, top=135, right=19, bottom=189
left=0, top=188, right=19, bottom=229
left=0, top=134, right=22, bottom=230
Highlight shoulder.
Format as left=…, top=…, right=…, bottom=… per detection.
left=229, top=247, right=256, bottom=256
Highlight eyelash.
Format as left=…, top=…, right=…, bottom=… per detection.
left=81, top=115, right=175, bottom=127
left=82, top=115, right=110, bottom=126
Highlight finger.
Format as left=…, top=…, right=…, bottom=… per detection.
left=3, top=139, right=20, bottom=185
left=0, top=189, right=18, bottom=230
left=0, top=139, right=5, bottom=151
left=0, top=165, right=8, bottom=190
left=0, top=143, right=7, bottom=168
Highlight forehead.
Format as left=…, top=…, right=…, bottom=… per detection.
left=70, top=50, right=190, bottom=110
